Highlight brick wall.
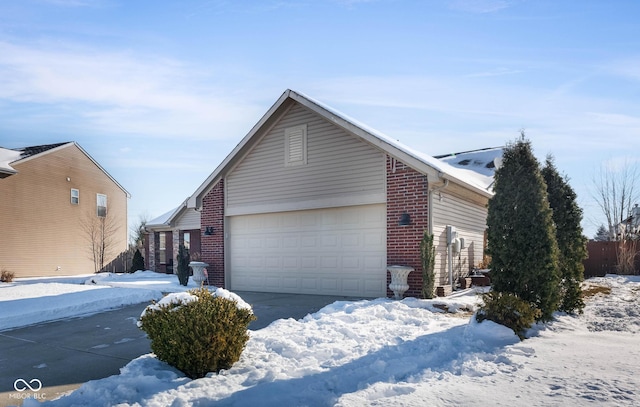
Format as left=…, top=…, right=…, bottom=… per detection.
left=201, top=179, right=225, bottom=287
left=146, top=232, right=155, bottom=271
left=386, top=156, right=429, bottom=298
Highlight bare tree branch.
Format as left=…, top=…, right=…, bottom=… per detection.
left=591, top=160, right=640, bottom=274
left=81, top=211, right=120, bottom=273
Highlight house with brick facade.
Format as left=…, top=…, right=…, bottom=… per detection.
left=152, top=90, right=499, bottom=298
left=144, top=198, right=202, bottom=274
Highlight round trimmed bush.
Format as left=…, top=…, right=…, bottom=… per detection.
left=139, top=287, right=256, bottom=379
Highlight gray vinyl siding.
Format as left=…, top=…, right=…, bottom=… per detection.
left=226, top=103, right=386, bottom=214
left=175, top=208, right=201, bottom=230
left=432, top=192, right=488, bottom=286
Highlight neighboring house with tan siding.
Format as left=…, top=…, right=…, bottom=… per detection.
left=0, top=142, right=130, bottom=278
left=151, top=89, right=500, bottom=298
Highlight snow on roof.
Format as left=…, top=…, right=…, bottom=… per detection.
left=147, top=206, right=181, bottom=227
left=189, top=90, right=498, bottom=208
left=0, top=142, right=72, bottom=177
left=294, top=90, right=498, bottom=192
left=435, top=147, right=503, bottom=177
left=0, top=147, right=22, bottom=177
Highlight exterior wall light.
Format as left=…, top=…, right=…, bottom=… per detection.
left=204, top=226, right=215, bottom=236
left=399, top=213, right=411, bottom=226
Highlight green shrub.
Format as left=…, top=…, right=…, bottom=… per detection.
left=130, top=249, right=145, bottom=273
left=476, top=291, right=541, bottom=340
left=138, top=287, right=256, bottom=379
left=176, top=244, right=190, bottom=286
left=1, top=269, right=14, bottom=283
left=420, top=231, right=436, bottom=299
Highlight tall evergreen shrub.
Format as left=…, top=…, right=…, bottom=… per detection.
left=542, top=155, right=588, bottom=314
left=130, top=249, right=145, bottom=273
left=420, top=231, right=436, bottom=299
left=486, top=135, right=561, bottom=321
left=177, top=244, right=190, bottom=286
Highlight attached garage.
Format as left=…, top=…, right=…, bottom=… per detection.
left=187, top=89, right=495, bottom=299
left=228, top=204, right=387, bottom=297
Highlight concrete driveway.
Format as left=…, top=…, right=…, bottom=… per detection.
left=0, top=291, right=361, bottom=406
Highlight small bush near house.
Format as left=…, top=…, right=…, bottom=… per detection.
left=1, top=269, right=14, bottom=283
left=476, top=291, right=541, bottom=340
left=130, top=249, right=145, bottom=273
left=138, top=287, right=256, bottom=379
left=420, top=231, right=436, bottom=299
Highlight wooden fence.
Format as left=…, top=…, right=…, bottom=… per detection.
left=583, top=241, right=640, bottom=278
left=100, top=249, right=135, bottom=273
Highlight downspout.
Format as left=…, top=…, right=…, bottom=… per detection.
left=428, top=175, right=450, bottom=290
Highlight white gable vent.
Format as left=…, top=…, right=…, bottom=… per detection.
left=285, top=124, right=307, bottom=166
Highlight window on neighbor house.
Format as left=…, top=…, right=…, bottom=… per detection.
left=159, top=233, right=167, bottom=264
left=284, top=124, right=307, bottom=166
left=96, top=194, right=107, bottom=217
left=183, top=232, right=191, bottom=250
left=71, top=189, right=79, bottom=205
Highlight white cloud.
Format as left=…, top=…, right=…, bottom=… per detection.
left=0, top=40, right=262, bottom=140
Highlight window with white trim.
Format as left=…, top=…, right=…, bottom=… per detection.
left=184, top=232, right=191, bottom=250
left=284, top=124, right=307, bottom=166
left=97, top=194, right=107, bottom=217
left=159, top=232, right=167, bottom=264
left=71, top=189, right=79, bottom=205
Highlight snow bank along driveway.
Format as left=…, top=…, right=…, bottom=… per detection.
left=23, top=275, right=640, bottom=407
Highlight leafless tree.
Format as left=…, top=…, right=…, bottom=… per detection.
left=129, top=212, right=150, bottom=249
left=81, top=211, right=120, bottom=273
left=592, top=160, right=640, bottom=274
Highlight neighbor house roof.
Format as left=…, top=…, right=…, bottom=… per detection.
left=146, top=198, right=190, bottom=229
left=435, top=147, right=503, bottom=177
left=0, top=148, right=22, bottom=178
left=0, top=141, right=130, bottom=197
left=1, top=142, right=69, bottom=178
left=188, top=89, right=496, bottom=209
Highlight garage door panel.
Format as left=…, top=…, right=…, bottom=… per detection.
left=302, top=278, right=318, bottom=290
left=282, top=278, right=297, bottom=289
left=265, top=256, right=280, bottom=269
left=322, top=279, right=339, bottom=291
left=229, top=204, right=386, bottom=297
left=302, top=236, right=318, bottom=247
left=283, top=237, right=298, bottom=248
left=264, top=276, right=280, bottom=289
left=365, top=255, right=386, bottom=269
left=283, top=256, right=298, bottom=268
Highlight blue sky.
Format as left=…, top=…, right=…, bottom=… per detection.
left=1, top=0, right=638, bottom=238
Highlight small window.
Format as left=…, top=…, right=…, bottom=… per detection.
left=159, top=233, right=167, bottom=264
left=285, top=124, right=307, bottom=166
left=183, top=232, right=191, bottom=250
left=97, top=194, right=107, bottom=217
left=71, top=189, right=79, bottom=205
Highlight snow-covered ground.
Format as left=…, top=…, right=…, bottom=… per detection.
left=0, top=271, right=201, bottom=331
left=2, top=272, right=639, bottom=406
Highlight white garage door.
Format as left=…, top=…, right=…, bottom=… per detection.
left=229, top=204, right=387, bottom=297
